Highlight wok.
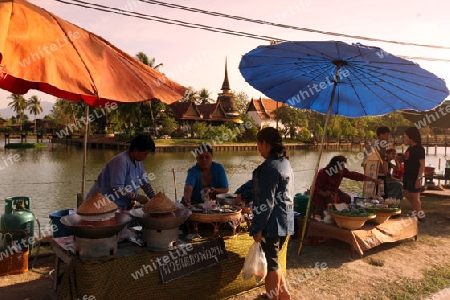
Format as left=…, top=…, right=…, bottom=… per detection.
left=216, top=193, right=238, bottom=205
left=60, top=212, right=131, bottom=239
left=129, top=208, right=191, bottom=230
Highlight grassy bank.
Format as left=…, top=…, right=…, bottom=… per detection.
left=4, top=143, right=47, bottom=149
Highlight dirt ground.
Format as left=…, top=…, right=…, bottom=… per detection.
left=1, top=195, right=449, bottom=300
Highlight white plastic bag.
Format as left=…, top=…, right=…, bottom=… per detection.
left=242, top=241, right=267, bottom=284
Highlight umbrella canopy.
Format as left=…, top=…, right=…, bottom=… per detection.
left=0, top=0, right=186, bottom=199
left=239, top=41, right=448, bottom=117
left=239, top=40, right=449, bottom=255
left=402, top=100, right=450, bottom=129
left=0, top=0, right=186, bottom=106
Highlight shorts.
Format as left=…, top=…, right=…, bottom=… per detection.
left=403, top=178, right=421, bottom=193
left=261, top=236, right=287, bottom=272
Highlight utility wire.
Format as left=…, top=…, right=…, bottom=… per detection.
left=138, top=0, right=450, bottom=50
left=54, top=0, right=280, bottom=42
left=53, top=0, right=450, bottom=62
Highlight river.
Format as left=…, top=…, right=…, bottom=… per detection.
left=0, top=141, right=448, bottom=227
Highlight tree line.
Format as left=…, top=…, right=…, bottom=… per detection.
left=1, top=51, right=418, bottom=142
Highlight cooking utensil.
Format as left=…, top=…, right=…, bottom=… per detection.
left=216, top=193, right=237, bottom=205
left=60, top=212, right=131, bottom=239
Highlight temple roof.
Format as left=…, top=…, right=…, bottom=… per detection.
left=221, top=58, right=230, bottom=92
left=247, top=98, right=284, bottom=119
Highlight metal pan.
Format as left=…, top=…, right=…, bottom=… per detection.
left=129, top=208, right=191, bottom=230
left=60, top=212, right=131, bottom=239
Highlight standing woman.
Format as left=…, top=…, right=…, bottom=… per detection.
left=250, top=127, right=294, bottom=300
left=403, top=127, right=426, bottom=220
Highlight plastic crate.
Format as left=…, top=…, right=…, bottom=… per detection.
left=0, top=230, right=29, bottom=276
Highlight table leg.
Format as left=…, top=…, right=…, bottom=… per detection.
left=211, top=222, right=221, bottom=237
left=191, top=221, right=200, bottom=235
left=231, top=220, right=240, bottom=236
left=53, top=255, right=60, bottom=292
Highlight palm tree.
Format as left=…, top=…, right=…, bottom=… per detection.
left=7, top=93, right=27, bottom=132
left=27, top=95, right=43, bottom=135
left=135, top=52, right=163, bottom=70
left=183, top=86, right=198, bottom=103
left=135, top=51, right=164, bottom=135
left=198, top=88, right=213, bottom=104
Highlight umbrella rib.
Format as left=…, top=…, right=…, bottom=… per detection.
left=353, top=63, right=448, bottom=105
left=240, top=41, right=449, bottom=116
left=47, top=5, right=179, bottom=103
left=248, top=64, right=335, bottom=101
left=348, top=66, right=432, bottom=112
left=349, top=66, right=416, bottom=111
left=43, top=14, right=100, bottom=100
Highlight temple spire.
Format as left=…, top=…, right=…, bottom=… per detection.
left=221, top=57, right=230, bottom=92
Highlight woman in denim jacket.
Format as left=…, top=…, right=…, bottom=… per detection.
left=249, top=127, right=294, bottom=300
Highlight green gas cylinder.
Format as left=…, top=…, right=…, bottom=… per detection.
left=1, top=197, right=35, bottom=252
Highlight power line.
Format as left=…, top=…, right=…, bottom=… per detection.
left=52, top=0, right=450, bottom=63
left=138, top=0, right=450, bottom=50
left=53, top=0, right=282, bottom=42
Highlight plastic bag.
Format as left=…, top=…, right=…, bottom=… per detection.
left=242, top=241, right=267, bottom=284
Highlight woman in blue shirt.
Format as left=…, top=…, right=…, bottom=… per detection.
left=182, top=143, right=229, bottom=206
left=249, top=127, right=293, bottom=300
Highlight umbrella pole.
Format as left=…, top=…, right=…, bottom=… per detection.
left=81, top=105, right=89, bottom=202
left=172, top=168, right=178, bottom=200
left=298, top=66, right=341, bottom=255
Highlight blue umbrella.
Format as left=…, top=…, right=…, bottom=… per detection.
left=239, top=41, right=448, bottom=117
left=239, top=40, right=449, bottom=254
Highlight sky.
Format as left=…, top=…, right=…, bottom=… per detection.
left=1, top=0, right=450, bottom=116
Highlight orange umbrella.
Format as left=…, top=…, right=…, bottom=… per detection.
left=0, top=0, right=186, bottom=198
left=0, top=0, right=186, bottom=106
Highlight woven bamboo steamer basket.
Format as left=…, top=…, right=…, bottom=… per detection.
left=372, top=209, right=402, bottom=225
left=328, top=212, right=376, bottom=230
left=189, top=209, right=242, bottom=223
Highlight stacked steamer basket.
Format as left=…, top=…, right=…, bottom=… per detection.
left=130, top=192, right=191, bottom=251
left=60, top=193, right=131, bottom=258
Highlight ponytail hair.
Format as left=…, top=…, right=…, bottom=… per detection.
left=256, top=127, right=285, bottom=158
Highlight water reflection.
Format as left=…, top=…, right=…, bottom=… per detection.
left=0, top=144, right=447, bottom=224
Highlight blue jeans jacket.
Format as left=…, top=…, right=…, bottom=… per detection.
left=249, top=156, right=294, bottom=237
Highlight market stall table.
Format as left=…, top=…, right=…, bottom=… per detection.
left=52, top=233, right=289, bottom=300
left=301, top=215, right=418, bottom=256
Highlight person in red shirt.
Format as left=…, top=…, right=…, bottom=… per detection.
left=392, top=153, right=405, bottom=180
left=312, top=155, right=379, bottom=219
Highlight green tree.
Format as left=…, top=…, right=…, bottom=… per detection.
left=27, top=95, right=43, bottom=135
left=159, top=115, right=178, bottom=136
left=205, top=124, right=238, bottom=144
left=231, top=91, right=250, bottom=117
left=135, top=52, right=163, bottom=70
left=197, top=88, right=213, bottom=104
left=314, top=124, right=324, bottom=141
left=191, top=121, right=209, bottom=138
left=274, top=106, right=308, bottom=138
left=7, top=93, right=27, bottom=132
left=305, top=110, right=326, bottom=132
left=50, top=99, right=85, bottom=134
left=235, top=114, right=258, bottom=142
left=182, top=86, right=198, bottom=103
left=135, top=52, right=166, bottom=135
left=297, top=128, right=311, bottom=142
